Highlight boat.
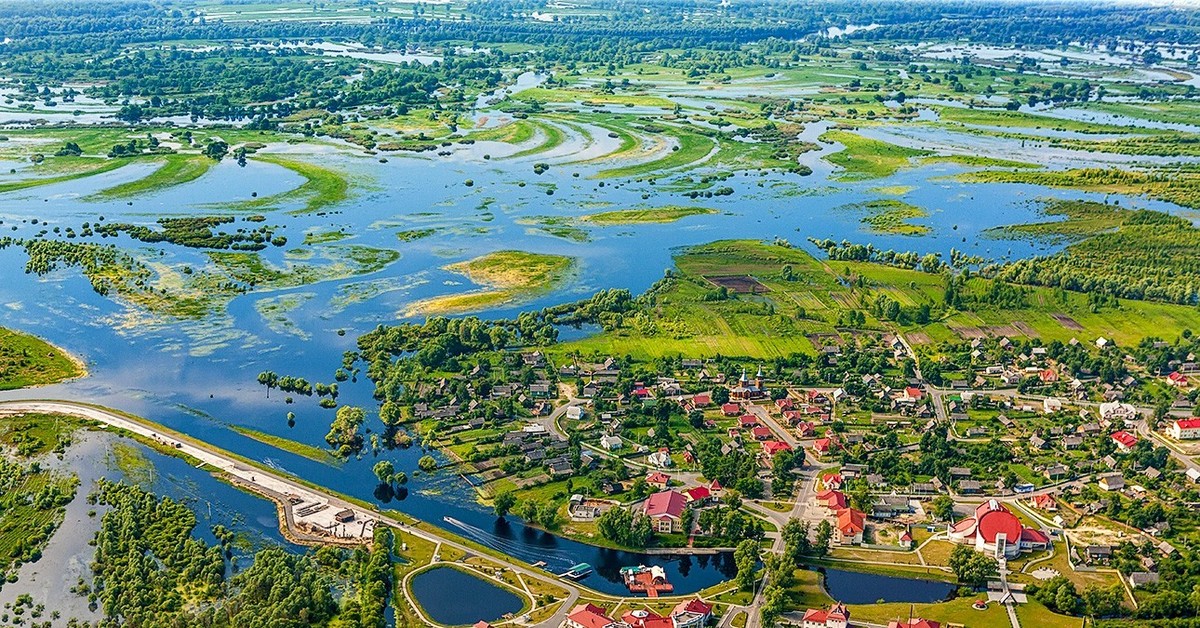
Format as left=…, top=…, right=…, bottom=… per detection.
left=562, top=562, right=593, bottom=579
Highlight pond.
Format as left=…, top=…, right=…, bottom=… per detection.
left=816, top=566, right=956, bottom=605
left=410, top=566, right=524, bottom=626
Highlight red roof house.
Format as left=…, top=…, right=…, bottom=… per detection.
left=644, top=490, right=688, bottom=533
left=1032, top=493, right=1057, bottom=511
left=566, top=604, right=617, bottom=628
left=822, top=473, right=844, bottom=490
left=692, top=393, right=711, bottom=407
left=751, top=426, right=773, bottom=441
left=682, top=486, right=712, bottom=504
left=762, top=441, right=793, bottom=457
left=775, top=397, right=795, bottom=411
left=721, top=403, right=741, bottom=416
left=836, top=508, right=866, bottom=543
left=1168, top=371, right=1189, bottom=387
left=1111, top=430, right=1138, bottom=452
left=817, top=489, right=847, bottom=511
left=738, top=414, right=759, bottom=428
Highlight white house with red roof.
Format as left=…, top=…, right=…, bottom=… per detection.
left=692, top=393, right=711, bottom=407
left=801, top=602, right=850, bottom=628
left=835, top=508, right=866, bottom=545
left=670, top=599, right=713, bottom=628
left=721, top=403, right=741, bottom=416
left=1111, top=430, right=1138, bottom=452
left=566, top=603, right=619, bottom=628
left=822, top=472, right=844, bottom=490
left=751, top=426, right=773, bottom=441
left=646, top=472, right=671, bottom=488
left=738, top=414, right=759, bottom=428
left=1167, top=371, right=1189, bottom=387
left=1169, top=418, right=1200, bottom=440
left=644, top=490, right=688, bottom=533
left=947, top=499, right=1050, bottom=559
left=682, top=485, right=712, bottom=505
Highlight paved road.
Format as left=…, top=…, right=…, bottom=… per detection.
left=0, top=399, right=583, bottom=628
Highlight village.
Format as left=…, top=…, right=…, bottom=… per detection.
left=399, top=327, right=1200, bottom=627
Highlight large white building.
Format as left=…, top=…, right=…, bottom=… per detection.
left=1169, top=418, right=1200, bottom=440
left=947, top=500, right=1050, bottom=559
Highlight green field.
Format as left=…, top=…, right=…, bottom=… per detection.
left=0, top=327, right=85, bottom=390
left=408, top=250, right=577, bottom=316
left=231, top=425, right=340, bottom=466
left=229, top=155, right=351, bottom=214
left=582, top=205, right=717, bottom=225
left=87, top=154, right=216, bottom=200
left=821, top=130, right=931, bottom=180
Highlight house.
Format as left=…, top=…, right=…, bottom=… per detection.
left=1111, top=431, right=1138, bottom=452
left=738, top=415, right=759, bottom=428
left=898, top=529, right=914, bottom=549
left=473, top=622, right=493, bottom=628
left=670, top=599, right=713, bottom=628
left=647, top=449, right=673, bottom=468
left=801, top=603, right=850, bottom=628
left=1032, top=493, right=1058, bottom=511
left=643, top=490, right=688, bottom=533
left=1086, top=545, right=1113, bottom=562
left=692, top=393, right=711, bottom=407
left=1062, top=436, right=1083, bottom=449
left=949, top=467, right=972, bottom=478
left=682, top=486, right=712, bottom=505
left=958, top=480, right=982, bottom=494
left=1098, top=473, right=1125, bottom=491
left=1100, top=401, right=1138, bottom=423
left=813, top=438, right=834, bottom=455
left=822, top=473, right=844, bottom=490
left=1039, top=368, right=1060, bottom=384
left=750, top=426, right=773, bottom=441
left=1168, top=418, right=1200, bottom=440
left=566, top=604, right=618, bottom=628
left=871, top=495, right=913, bottom=518
left=721, top=403, right=741, bottom=416
left=1167, top=371, right=1189, bottom=388
left=947, top=499, right=1050, bottom=559
left=816, top=489, right=848, bottom=513
left=762, top=441, right=793, bottom=458
left=834, top=508, right=866, bottom=545
left=888, top=620, right=941, bottom=628
left=646, top=472, right=671, bottom=488
left=600, top=435, right=624, bottom=451
left=1044, top=464, right=1069, bottom=480
left=1129, top=572, right=1160, bottom=589
left=1029, top=435, right=1048, bottom=450
left=1187, top=468, right=1200, bottom=483
left=566, top=406, right=586, bottom=421
left=1043, top=398, right=1064, bottom=414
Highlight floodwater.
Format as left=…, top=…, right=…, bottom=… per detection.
left=0, top=86, right=1190, bottom=604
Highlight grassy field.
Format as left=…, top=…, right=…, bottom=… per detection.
left=228, top=154, right=351, bottom=214
left=407, top=250, right=576, bottom=316
left=821, top=130, right=931, bottom=180
left=230, top=425, right=339, bottom=466
left=86, top=154, right=216, bottom=200
left=840, top=199, right=931, bottom=235
left=0, top=327, right=85, bottom=390
left=595, top=125, right=715, bottom=179
left=0, top=158, right=132, bottom=194
left=582, top=205, right=717, bottom=225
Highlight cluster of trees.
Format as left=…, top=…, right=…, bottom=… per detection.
left=94, top=215, right=285, bottom=251
left=948, top=545, right=997, bottom=587
left=1030, top=575, right=1124, bottom=619
left=596, top=506, right=655, bottom=548
left=325, top=405, right=366, bottom=456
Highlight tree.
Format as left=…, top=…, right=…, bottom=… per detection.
left=379, top=401, right=403, bottom=427
left=493, top=491, right=516, bottom=519
left=372, top=460, right=395, bottom=485
left=949, top=545, right=997, bottom=587
left=257, top=371, right=278, bottom=398
left=814, top=520, right=833, bottom=557
left=417, top=455, right=437, bottom=472
left=734, top=539, right=760, bottom=591
left=930, top=495, right=956, bottom=521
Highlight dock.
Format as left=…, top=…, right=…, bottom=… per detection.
left=621, top=565, right=674, bottom=597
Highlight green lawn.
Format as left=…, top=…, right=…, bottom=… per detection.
left=0, top=327, right=84, bottom=390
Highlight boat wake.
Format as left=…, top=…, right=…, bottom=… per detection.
left=442, top=516, right=578, bottom=569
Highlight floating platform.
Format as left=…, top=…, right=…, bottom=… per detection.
left=621, top=565, right=673, bottom=597
left=562, top=562, right=593, bottom=579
